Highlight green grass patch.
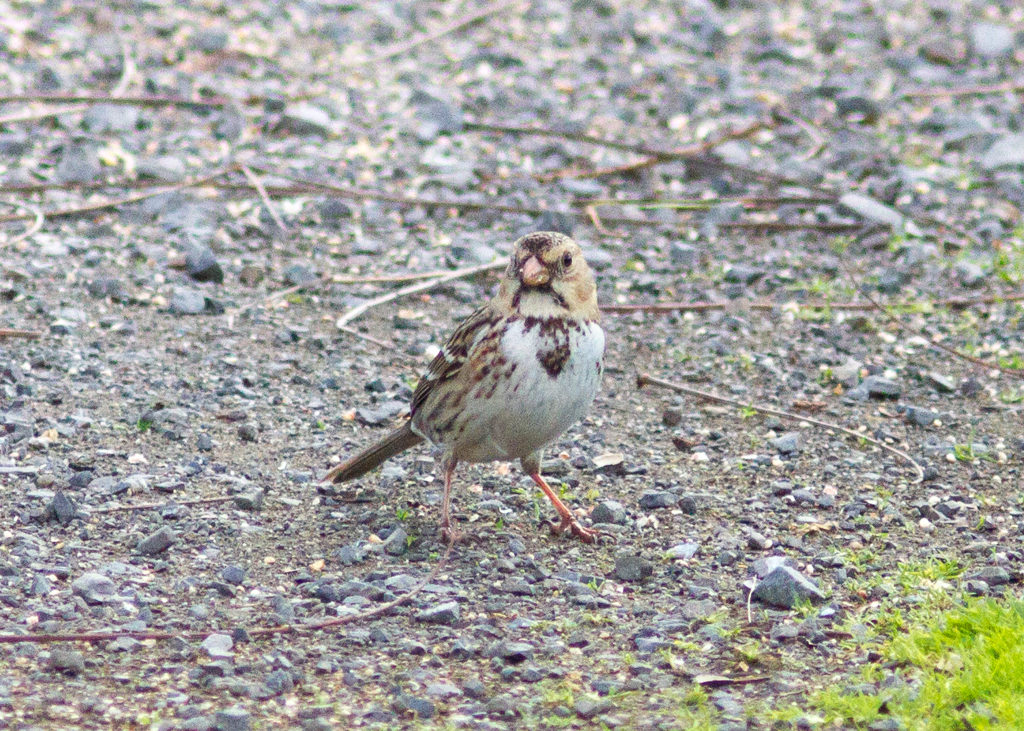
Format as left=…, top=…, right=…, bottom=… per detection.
left=813, top=597, right=1024, bottom=730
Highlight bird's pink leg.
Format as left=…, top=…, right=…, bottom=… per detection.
left=439, top=458, right=459, bottom=544
left=529, top=472, right=600, bottom=544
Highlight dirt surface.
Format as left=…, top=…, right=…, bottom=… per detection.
left=1, top=1, right=1024, bottom=729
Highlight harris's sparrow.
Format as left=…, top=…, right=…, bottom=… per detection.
left=324, top=232, right=606, bottom=543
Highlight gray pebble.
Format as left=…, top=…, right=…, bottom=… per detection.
left=752, top=566, right=826, bottom=608
left=415, top=600, right=460, bottom=625
left=614, top=554, right=653, bottom=582
left=137, top=526, right=176, bottom=555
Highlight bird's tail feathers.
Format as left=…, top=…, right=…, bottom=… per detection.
left=324, top=422, right=424, bottom=483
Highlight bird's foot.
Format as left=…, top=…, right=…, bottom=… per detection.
left=548, top=514, right=612, bottom=544
left=440, top=521, right=462, bottom=546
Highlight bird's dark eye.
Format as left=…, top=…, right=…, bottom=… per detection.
left=561, top=252, right=573, bottom=268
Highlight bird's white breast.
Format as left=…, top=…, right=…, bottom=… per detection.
left=453, top=317, right=605, bottom=463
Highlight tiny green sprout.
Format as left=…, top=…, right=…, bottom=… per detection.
left=428, top=551, right=439, bottom=561
left=286, top=293, right=304, bottom=304
left=740, top=405, right=757, bottom=420
left=395, top=506, right=410, bottom=521
left=953, top=443, right=975, bottom=462
left=494, top=516, right=505, bottom=532
left=136, top=418, right=153, bottom=432
left=587, top=578, right=601, bottom=593
left=585, top=488, right=601, bottom=502
left=315, top=420, right=326, bottom=430
left=405, top=534, right=415, bottom=548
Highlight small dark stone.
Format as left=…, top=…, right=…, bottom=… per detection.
left=638, top=491, right=677, bottom=510
left=462, top=679, right=486, bottom=699
left=392, top=693, right=435, bottom=720
left=591, top=500, right=626, bottom=524
left=237, top=424, right=258, bottom=443
left=214, top=707, right=251, bottom=731
left=575, top=696, right=614, bottom=719
left=220, top=566, right=246, bottom=585
left=614, top=554, right=654, bottom=582
left=137, top=526, right=176, bottom=555
left=752, top=566, right=826, bottom=608
left=185, top=245, right=223, bottom=284
left=48, top=649, right=85, bottom=674
left=415, top=601, right=460, bottom=625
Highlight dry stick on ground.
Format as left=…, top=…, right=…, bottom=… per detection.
left=0, top=200, right=44, bottom=250
left=90, top=496, right=235, bottom=514
left=0, top=93, right=229, bottom=109
left=336, top=323, right=420, bottom=362
left=343, top=0, right=525, bottom=67
left=836, top=256, right=1024, bottom=380
left=0, top=167, right=238, bottom=224
left=241, top=164, right=287, bottom=234
left=903, top=81, right=1024, bottom=98
left=636, top=373, right=926, bottom=483
left=536, top=120, right=771, bottom=182
left=0, top=104, right=90, bottom=126
left=335, top=260, right=506, bottom=328
left=0, top=540, right=455, bottom=645
left=602, top=292, right=1024, bottom=315
left=0, top=328, right=41, bottom=339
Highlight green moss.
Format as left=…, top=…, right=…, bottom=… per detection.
left=814, top=598, right=1024, bottom=730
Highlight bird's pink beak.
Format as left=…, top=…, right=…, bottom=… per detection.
left=520, top=255, right=549, bottom=286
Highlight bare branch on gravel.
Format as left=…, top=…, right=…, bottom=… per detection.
left=0, top=167, right=237, bottom=224
left=903, top=82, right=1024, bottom=98
left=343, top=0, right=526, bottom=67
left=836, top=255, right=1024, bottom=380
left=335, top=260, right=506, bottom=328
left=0, top=104, right=90, bottom=126
left=0, top=540, right=454, bottom=645
left=603, top=293, right=1024, bottom=315
left=0, top=328, right=41, bottom=339
left=0, top=199, right=44, bottom=250
left=0, top=93, right=230, bottom=109
left=241, top=164, right=288, bottom=234
left=536, top=120, right=772, bottom=182
left=90, top=496, right=235, bottom=513
left=637, top=372, right=926, bottom=483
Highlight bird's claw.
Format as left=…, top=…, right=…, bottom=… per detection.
left=548, top=515, right=614, bottom=544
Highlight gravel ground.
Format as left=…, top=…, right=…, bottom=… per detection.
left=2, top=1, right=1024, bottom=729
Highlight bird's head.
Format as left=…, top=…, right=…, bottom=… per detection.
left=500, top=232, right=599, bottom=320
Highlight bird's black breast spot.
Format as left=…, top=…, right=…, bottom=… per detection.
left=537, top=344, right=571, bottom=378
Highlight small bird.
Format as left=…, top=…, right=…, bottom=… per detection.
left=325, top=231, right=606, bottom=543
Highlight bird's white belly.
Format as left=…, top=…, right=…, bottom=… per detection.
left=455, top=319, right=604, bottom=463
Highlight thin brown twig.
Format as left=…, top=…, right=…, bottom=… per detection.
left=637, top=373, right=925, bottom=483
left=0, top=93, right=229, bottom=109
left=902, top=82, right=1024, bottom=99
left=774, top=110, right=826, bottom=161
left=602, top=292, right=1024, bottom=315
left=836, top=254, right=1024, bottom=379
left=0, top=328, right=41, bottom=339
left=90, top=496, right=235, bottom=514
left=344, top=0, right=525, bottom=67
left=335, top=260, right=506, bottom=328
left=0, top=540, right=454, bottom=645
left=0, top=200, right=44, bottom=250
left=719, top=222, right=865, bottom=233
left=110, top=35, right=135, bottom=99
left=241, top=164, right=288, bottom=233
left=0, top=167, right=237, bottom=224
left=337, top=324, right=420, bottom=363
left=536, top=120, right=770, bottom=182
left=0, top=104, right=90, bottom=126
